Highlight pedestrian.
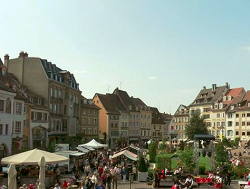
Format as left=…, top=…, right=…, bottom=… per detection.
left=133, top=165, right=137, bottom=181
left=54, top=183, right=61, bottom=189
left=111, top=169, right=117, bottom=189
left=121, top=167, right=127, bottom=182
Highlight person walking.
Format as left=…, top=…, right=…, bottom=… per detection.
left=111, top=169, right=118, bottom=189
left=133, top=165, right=137, bottom=182
left=121, top=167, right=127, bottom=182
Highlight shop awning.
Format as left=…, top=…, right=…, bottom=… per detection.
left=111, top=150, right=137, bottom=161
left=76, top=146, right=90, bottom=153
left=70, top=152, right=85, bottom=156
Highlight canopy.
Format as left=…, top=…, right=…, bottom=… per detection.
left=70, top=152, right=85, bottom=156
left=129, top=144, right=140, bottom=151
left=111, top=150, right=137, bottom=161
left=76, top=146, right=90, bottom=153
left=1, top=149, right=69, bottom=165
left=79, top=139, right=108, bottom=149
left=8, top=163, right=17, bottom=189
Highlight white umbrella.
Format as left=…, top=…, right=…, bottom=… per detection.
left=1, top=149, right=69, bottom=165
left=8, top=163, right=17, bottom=189
left=38, top=156, right=46, bottom=189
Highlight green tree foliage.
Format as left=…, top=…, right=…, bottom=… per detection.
left=178, top=147, right=195, bottom=173
left=159, top=139, right=166, bottom=150
left=185, top=113, right=208, bottom=140
left=178, top=140, right=185, bottom=151
left=44, top=141, right=58, bottom=152
left=138, top=156, right=148, bottom=172
left=215, top=142, right=229, bottom=168
left=156, top=154, right=171, bottom=171
left=148, top=141, right=157, bottom=162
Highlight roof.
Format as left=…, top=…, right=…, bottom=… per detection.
left=113, top=88, right=138, bottom=111
left=161, top=113, right=173, bottom=121
left=0, top=58, right=3, bottom=66
left=174, top=104, right=189, bottom=116
left=227, top=93, right=246, bottom=113
left=81, top=98, right=100, bottom=110
left=96, top=93, right=121, bottom=114
left=225, top=87, right=244, bottom=97
left=150, top=107, right=165, bottom=124
left=40, top=59, right=79, bottom=91
left=190, top=84, right=229, bottom=107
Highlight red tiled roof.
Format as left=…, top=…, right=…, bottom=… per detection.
left=225, top=87, right=244, bottom=97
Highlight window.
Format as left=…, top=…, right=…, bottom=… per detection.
left=236, top=131, right=239, bottom=135
left=88, top=128, right=92, bottom=134
left=64, top=105, right=67, bottom=115
left=228, top=113, right=232, bottom=118
left=0, top=100, right=4, bottom=111
left=247, top=132, right=250, bottom=136
left=5, top=98, right=11, bottom=113
left=5, top=124, right=8, bottom=135
left=217, top=122, right=220, bottom=127
left=236, top=122, right=239, bottom=126
left=94, top=119, right=97, bottom=125
left=37, top=112, right=42, bottom=120
left=15, top=122, right=21, bottom=133
left=242, top=114, right=246, bottom=117
left=0, top=124, right=2, bottom=135
left=242, top=122, right=246, bottom=126
left=242, top=132, right=245, bottom=136
left=247, top=113, right=250, bottom=117
left=247, top=122, right=250, bottom=126
left=111, top=123, right=113, bottom=128
left=236, top=114, right=239, bottom=118
left=50, top=104, right=53, bottom=111
left=50, top=88, right=53, bottom=97
left=38, top=98, right=41, bottom=105
left=228, top=121, right=232, bottom=126
left=15, top=102, right=22, bottom=115
left=217, top=114, right=220, bottom=118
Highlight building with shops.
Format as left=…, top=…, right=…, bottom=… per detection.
left=5, top=52, right=81, bottom=143
left=79, top=97, right=100, bottom=140
left=150, top=107, right=165, bottom=141
left=189, top=83, right=230, bottom=138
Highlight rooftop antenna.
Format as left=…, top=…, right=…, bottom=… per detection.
left=107, top=85, right=110, bottom=93
left=120, top=81, right=122, bottom=89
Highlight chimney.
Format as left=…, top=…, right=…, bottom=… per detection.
left=212, top=84, right=217, bottom=91
left=225, top=82, right=229, bottom=89
left=19, top=51, right=25, bottom=58
left=24, top=52, right=28, bottom=57
left=4, top=54, right=9, bottom=66
left=203, top=86, right=206, bottom=89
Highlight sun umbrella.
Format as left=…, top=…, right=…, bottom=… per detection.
left=8, top=163, right=17, bottom=189
left=38, top=156, right=46, bottom=189
left=1, top=149, right=69, bottom=165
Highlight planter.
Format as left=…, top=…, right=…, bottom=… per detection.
left=138, top=171, right=148, bottom=182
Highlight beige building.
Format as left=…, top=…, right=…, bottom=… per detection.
left=189, top=83, right=230, bottom=137
left=80, top=97, right=100, bottom=140
left=5, top=52, right=81, bottom=143
left=150, top=107, right=165, bottom=141
left=171, top=105, right=189, bottom=141
left=211, top=88, right=245, bottom=138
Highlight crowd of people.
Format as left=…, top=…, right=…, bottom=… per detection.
left=48, top=149, right=137, bottom=189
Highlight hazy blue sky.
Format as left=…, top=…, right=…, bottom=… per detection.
left=1, top=0, right=250, bottom=114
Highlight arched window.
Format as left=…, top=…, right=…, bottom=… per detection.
left=5, top=98, right=11, bottom=113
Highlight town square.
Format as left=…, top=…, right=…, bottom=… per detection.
left=1, top=0, right=250, bottom=189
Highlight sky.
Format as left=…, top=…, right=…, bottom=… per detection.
left=1, top=0, right=250, bottom=114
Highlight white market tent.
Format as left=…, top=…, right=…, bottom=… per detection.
left=1, top=149, right=69, bottom=165
left=76, top=146, right=90, bottom=153
left=111, top=150, right=137, bottom=161
left=79, top=139, right=108, bottom=149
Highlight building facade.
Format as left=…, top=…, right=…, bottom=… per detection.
left=5, top=52, right=81, bottom=143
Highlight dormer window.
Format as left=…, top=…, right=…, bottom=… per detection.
left=38, top=98, right=41, bottom=105
left=212, top=92, right=216, bottom=96
left=29, top=97, right=33, bottom=103
left=214, top=104, right=218, bottom=109
left=53, top=74, right=57, bottom=81
left=1, top=67, right=6, bottom=76
left=48, top=71, right=52, bottom=79
left=230, top=105, right=234, bottom=110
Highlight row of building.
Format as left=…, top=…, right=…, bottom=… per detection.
left=0, top=52, right=172, bottom=157
left=170, top=83, right=250, bottom=144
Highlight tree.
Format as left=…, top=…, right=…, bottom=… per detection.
left=185, top=113, right=208, bottom=140
left=215, top=142, right=229, bottom=168
left=178, top=147, right=195, bottom=173
left=148, top=141, right=157, bottom=162
left=138, top=156, right=148, bottom=172
left=178, top=140, right=185, bottom=151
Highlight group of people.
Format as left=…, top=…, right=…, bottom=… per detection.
left=49, top=149, right=137, bottom=189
